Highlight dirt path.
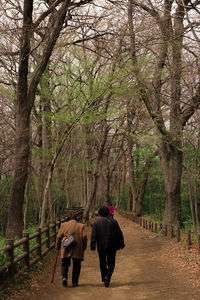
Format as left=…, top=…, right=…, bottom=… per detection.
left=7, top=213, right=200, bottom=300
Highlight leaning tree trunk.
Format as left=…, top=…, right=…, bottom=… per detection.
left=41, top=76, right=53, bottom=221
left=40, top=164, right=54, bottom=228
left=127, top=0, right=185, bottom=227
left=6, top=0, right=70, bottom=238
left=6, top=0, right=33, bottom=238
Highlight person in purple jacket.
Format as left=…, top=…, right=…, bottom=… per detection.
left=108, top=203, right=114, bottom=218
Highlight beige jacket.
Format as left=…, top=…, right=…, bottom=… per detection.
left=56, top=220, right=87, bottom=260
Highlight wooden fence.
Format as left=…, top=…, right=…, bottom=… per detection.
left=0, top=207, right=84, bottom=281
left=118, top=210, right=200, bottom=253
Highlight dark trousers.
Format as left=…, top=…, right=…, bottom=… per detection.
left=61, top=257, right=81, bottom=284
left=98, top=249, right=116, bottom=282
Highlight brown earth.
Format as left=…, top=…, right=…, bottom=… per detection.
left=4, top=213, right=200, bottom=300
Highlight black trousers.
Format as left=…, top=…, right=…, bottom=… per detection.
left=61, top=257, right=81, bottom=284
left=98, top=249, right=116, bottom=282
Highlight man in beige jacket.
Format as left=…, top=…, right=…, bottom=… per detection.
left=56, top=216, right=87, bottom=287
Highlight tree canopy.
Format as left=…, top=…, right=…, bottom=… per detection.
left=0, top=0, right=200, bottom=238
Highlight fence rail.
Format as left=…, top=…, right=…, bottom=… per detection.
left=118, top=210, right=200, bottom=253
left=0, top=207, right=84, bottom=281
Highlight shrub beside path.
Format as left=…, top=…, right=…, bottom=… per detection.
left=7, top=213, right=200, bottom=300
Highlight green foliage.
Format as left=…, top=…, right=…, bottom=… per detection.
left=181, top=143, right=200, bottom=226
left=0, top=251, right=6, bottom=267
left=118, top=184, right=130, bottom=211
left=24, top=226, right=39, bottom=250
left=181, top=219, right=193, bottom=231
left=51, top=179, right=67, bottom=216
left=0, top=222, right=55, bottom=272
left=0, top=237, right=5, bottom=248
left=0, top=237, right=6, bottom=267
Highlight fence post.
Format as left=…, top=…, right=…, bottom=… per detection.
left=36, top=228, right=42, bottom=259
left=143, top=219, right=145, bottom=228
left=53, top=221, right=57, bottom=244
left=159, top=223, right=162, bottom=231
left=151, top=222, right=154, bottom=232
left=45, top=224, right=50, bottom=250
left=6, top=239, right=15, bottom=277
left=155, top=223, right=157, bottom=233
left=22, top=232, right=30, bottom=269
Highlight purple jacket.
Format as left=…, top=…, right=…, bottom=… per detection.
left=108, top=205, right=114, bottom=215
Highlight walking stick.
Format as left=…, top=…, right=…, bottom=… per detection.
left=51, top=249, right=59, bottom=283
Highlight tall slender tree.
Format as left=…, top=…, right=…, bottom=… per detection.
left=6, top=0, right=77, bottom=238
left=127, top=0, right=200, bottom=227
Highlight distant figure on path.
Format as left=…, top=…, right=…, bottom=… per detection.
left=56, top=216, right=87, bottom=287
left=90, top=206, right=125, bottom=287
left=108, top=203, right=114, bottom=218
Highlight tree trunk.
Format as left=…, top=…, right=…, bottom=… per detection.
left=83, top=173, right=99, bottom=223
left=134, top=152, right=156, bottom=216
left=127, top=186, right=133, bottom=212
left=64, top=147, right=72, bottom=208
left=42, top=82, right=52, bottom=220
left=127, top=1, right=192, bottom=227
left=6, top=0, right=33, bottom=238
left=159, top=142, right=182, bottom=227
left=6, top=0, right=69, bottom=238
left=40, top=164, right=54, bottom=227
left=6, top=111, right=31, bottom=238
left=83, top=95, right=111, bottom=222
left=37, top=105, right=43, bottom=223
left=120, top=146, right=126, bottom=204
left=105, top=172, right=111, bottom=205
left=48, top=188, right=54, bottom=223
left=23, top=176, right=31, bottom=231
left=126, top=135, right=137, bottom=212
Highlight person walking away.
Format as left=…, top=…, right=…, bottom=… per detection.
left=90, top=206, right=125, bottom=287
left=56, top=216, right=87, bottom=287
left=108, top=203, right=114, bottom=218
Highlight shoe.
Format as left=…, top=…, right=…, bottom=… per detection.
left=62, top=278, right=67, bottom=287
left=72, top=283, right=79, bottom=287
left=104, top=277, right=110, bottom=287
